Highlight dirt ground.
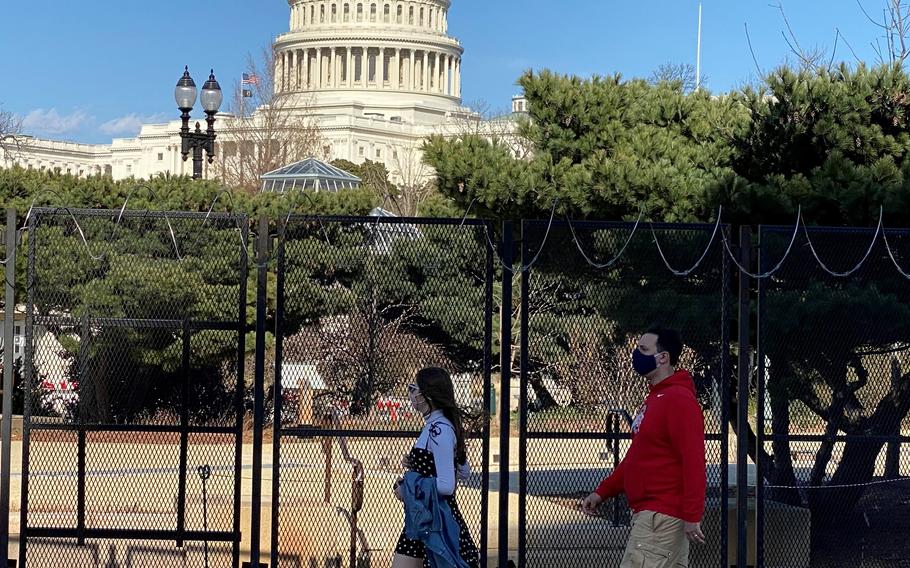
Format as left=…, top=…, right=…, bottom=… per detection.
left=811, top=481, right=910, bottom=568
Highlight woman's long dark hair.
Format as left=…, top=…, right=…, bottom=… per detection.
left=416, top=367, right=470, bottom=465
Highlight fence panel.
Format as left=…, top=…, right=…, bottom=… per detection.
left=19, top=208, right=248, bottom=568
left=757, top=225, right=910, bottom=568
left=518, top=219, right=731, bottom=568
left=270, top=215, right=494, bottom=568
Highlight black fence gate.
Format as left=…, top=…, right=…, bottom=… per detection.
left=516, top=219, right=732, bottom=568
left=19, top=208, right=248, bottom=568
left=755, top=224, right=910, bottom=568
left=268, top=215, right=495, bottom=568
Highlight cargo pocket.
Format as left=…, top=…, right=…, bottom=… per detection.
left=628, top=541, right=675, bottom=568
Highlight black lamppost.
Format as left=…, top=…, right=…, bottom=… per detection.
left=175, top=66, right=223, bottom=180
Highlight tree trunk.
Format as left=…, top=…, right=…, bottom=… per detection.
left=810, top=369, right=910, bottom=522
left=884, top=357, right=902, bottom=479
left=768, top=383, right=802, bottom=506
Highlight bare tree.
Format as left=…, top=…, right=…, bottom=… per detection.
left=387, top=140, right=434, bottom=216
left=297, top=294, right=451, bottom=417
left=440, top=98, right=534, bottom=160
left=214, top=47, right=328, bottom=192
left=649, top=63, right=709, bottom=93
left=771, top=2, right=834, bottom=73
left=857, top=0, right=910, bottom=64
left=0, top=104, right=26, bottom=162
left=761, top=1, right=910, bottom=74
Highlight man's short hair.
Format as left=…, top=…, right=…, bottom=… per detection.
left=647, top=325, right=683, bottom=365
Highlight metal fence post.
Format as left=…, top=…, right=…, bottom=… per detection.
left=1, top=208, right=17, bottom=568
left=270, top=218, right=287, bottom=568
left=517, top=222, right=529, bottom=568
left=498, top=221, right=513, bottom=568
left=481, top=220, right=495, bottom=568
left=736, top=226, right=751, bottom=568
left=250, top=216, right=269, bottom=568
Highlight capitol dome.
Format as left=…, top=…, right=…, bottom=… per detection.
left=274, top=0, right=464, bottom=122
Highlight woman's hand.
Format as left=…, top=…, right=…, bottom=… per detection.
left=394, top=477, right=404, bottom=502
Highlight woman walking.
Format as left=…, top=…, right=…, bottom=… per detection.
left=392, top=367, right=481, bottom=568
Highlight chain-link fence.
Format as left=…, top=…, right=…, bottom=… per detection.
left=269, top=215, right=494, bottom=568
left=19, top=208, right=248, bottom=568
left=5, top=206, right=910, bottom=568
left=518, top=219, right=732, bottom=568
left=757, top=224, right=910, bottom=568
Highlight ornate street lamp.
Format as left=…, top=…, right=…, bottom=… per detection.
left=175, top=66, right=223, bottom=179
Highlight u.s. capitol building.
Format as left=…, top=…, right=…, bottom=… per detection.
left=1, top=0, right=526, bottom=183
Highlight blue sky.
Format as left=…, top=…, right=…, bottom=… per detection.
left=0, top=1, right=896, bottom=144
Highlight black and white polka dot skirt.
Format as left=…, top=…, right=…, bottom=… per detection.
left=395, top=448, right=480, bottom=568
left=394, top=494, right=480, bottom=568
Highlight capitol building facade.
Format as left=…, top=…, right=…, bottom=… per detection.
left=0, top=0, right=524, bottom=183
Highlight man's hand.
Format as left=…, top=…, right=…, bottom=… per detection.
left=581, top=492, right=603, bottom=515
left=685, top=521, right=705, bottom=544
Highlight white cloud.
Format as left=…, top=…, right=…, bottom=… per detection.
left=21, top=108, right=92, bottom=136
left=98, top=112, right=169, bottom=136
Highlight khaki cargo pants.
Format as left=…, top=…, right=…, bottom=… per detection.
left=619, top=510, right=689, bottom=568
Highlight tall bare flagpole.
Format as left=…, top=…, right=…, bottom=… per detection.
left=696, top=1, right=703, bottom=91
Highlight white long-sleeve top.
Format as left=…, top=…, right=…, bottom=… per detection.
left=414, top=409, right=472, bottom=496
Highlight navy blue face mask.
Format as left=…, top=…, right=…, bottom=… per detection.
left=632, top=348, right=659, bottom=376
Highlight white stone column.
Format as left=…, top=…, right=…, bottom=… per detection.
left=422, top=50, right=428, bottom=92
left=275, top=51, right=282, bottom=92
left=433, top=51, right=443, bottom=93
left=318, top=47, right=326, bottom=88
left=394, top=48, right=401, bottom=89
left=455, top=57, right=460, bottom=97
left=331, top=47, right=338, bottom=87
left=291, top=49, right=298, bottom=90
left=377, top=47, right=385, bottom=87
left=408, top=50, right=415, bottom=90
left=300, top=48, right=310, bottom=89
left=347, top=47, right=354, bottom=87
left=288, top=50, right=294, bottom=90
left=444, top=54, right=451, bottom=95
left=452, top=54, right=458, bottom=96
left=362, top=47, right=369, bottom=87
left=324, top=47, right=331, bottom=87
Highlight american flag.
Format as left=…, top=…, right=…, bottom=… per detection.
left=242, top=73, right=260, bottom=86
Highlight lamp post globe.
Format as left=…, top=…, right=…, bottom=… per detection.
left=200, top=70, right=223, bottom=114
left=176, top=66, right=220, bottom=180
left=174, top=66, right=197, bottom=112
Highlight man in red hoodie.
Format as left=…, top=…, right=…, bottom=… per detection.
left=582, top=326, right=707, bottom=567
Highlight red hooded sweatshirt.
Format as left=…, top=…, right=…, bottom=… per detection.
left=595, top=369, right=707, bottom=523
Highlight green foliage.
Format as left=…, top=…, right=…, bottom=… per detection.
left=424, top=64, right=910, bottom=508
left=278, top=220, right=490, bottom=415
left=0, top=168, right=378, bottom=422
left=715, top=64, right=910, bottom=226
left=424, top=70, right=748, bottom=223
left=0, top=166, right=378, bottom=223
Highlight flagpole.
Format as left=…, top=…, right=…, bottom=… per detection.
left=239, top=73, right=244, bottom=186
left=696, top=1, right=703, bottom=91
